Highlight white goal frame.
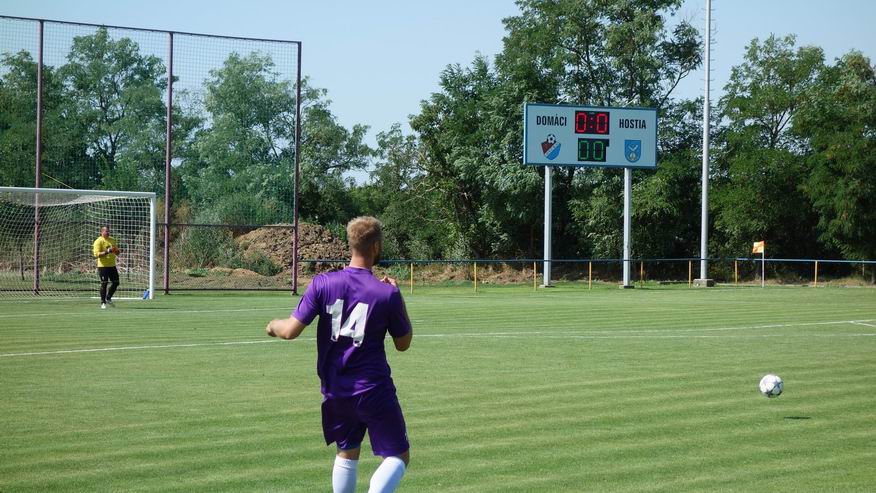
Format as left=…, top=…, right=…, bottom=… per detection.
left=0, top=186, right=156, bottom=300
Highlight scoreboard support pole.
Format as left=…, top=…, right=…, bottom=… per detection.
left=524, top=103, right=656, bottom=290
left=622, top=168, right=633, bottom=288
left=543, top=166, right=552, bottom=287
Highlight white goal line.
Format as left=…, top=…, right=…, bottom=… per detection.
left=1, top=319, right=874, bottom=359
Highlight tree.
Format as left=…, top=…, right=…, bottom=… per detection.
left=631, top=99, right=704, bottom=259
left=60, top=27, right=169, bottom=190
left=411, top=0, right=702, bottom=259
left=0, top=51, right=94, bottom=188
left=298, top=81, right=372, bottom=225
left=713, top=35, right=824, bottom=259
left=0, top=52, right=43, bottom=187
left=794, top=51, right=876, bottom=269
left=357, top=124, right=454, bottom=260
left=181, top=52, right=296, bottom=224
left=180, top=52, right=370, bottom=227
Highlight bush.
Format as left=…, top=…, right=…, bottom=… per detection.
left=172, top=210, right=239, bottom=269
left=235, top=250, right=282, bottom=276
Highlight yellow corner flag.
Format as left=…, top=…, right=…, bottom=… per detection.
left=752, top=241, right=765, bottom=254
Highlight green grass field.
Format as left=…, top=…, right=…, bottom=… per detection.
left=2, top=284, right=875, bottom=492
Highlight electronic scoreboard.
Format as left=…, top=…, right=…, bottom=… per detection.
left=523, top=103, right=657, bottom=168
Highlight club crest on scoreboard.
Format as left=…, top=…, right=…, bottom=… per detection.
left=541, top=134, right=561, bottom=160
left=624, top=140, right=641, bottom=163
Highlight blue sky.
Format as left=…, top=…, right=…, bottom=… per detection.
left=2, top=0, right=874, bottom=144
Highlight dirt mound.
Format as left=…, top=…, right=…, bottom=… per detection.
left=236, top=223, right=348, bottom=271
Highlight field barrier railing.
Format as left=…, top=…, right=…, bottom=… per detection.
left=293, top=257, right=875, bottom=294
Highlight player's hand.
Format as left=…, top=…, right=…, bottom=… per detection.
left=266, top=321, right=277, bottom=337
left=105, top=247, right=113, bottom=255
left=381, top=275, right=398, bottom=288
left=112, top=246, right=120, bottom=255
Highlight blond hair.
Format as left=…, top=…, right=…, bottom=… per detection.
left=346, top=216, right=383, bottom=255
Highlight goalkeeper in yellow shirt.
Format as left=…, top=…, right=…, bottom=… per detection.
left=92, top=226, right=121, bottom=309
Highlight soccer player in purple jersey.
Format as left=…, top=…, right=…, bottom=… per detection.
left=266, top=216, right=413, bottom=493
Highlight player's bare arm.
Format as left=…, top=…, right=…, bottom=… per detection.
left=380, top=274, right=413, bottom=351
left=266, top=316, right=308, bottom=340
left=393, top=329, right=412, bottom=352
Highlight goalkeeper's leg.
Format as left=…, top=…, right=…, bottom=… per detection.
left=98, top=267, right=109, bottom=304
left=106, top=267, right=120, bottom=302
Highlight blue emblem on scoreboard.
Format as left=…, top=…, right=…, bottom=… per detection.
left=541, top=134, right=561, bottom=160
left=624, top=140, right=641, bottom=163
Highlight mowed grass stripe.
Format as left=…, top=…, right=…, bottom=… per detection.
left=1, top=286, right=874, bottom=491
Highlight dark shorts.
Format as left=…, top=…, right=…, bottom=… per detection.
left=321, top=384, right=409, bottom=458
left=98, top=266, right=119, bottom=284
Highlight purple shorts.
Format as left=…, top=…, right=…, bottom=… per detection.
left=321, top=384, right=409, bottom=457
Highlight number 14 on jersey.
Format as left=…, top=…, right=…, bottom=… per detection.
left=327, top=299, right=369, bottom=347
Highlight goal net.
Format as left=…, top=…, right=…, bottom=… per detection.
left=0, top=187, right=155, bottom=299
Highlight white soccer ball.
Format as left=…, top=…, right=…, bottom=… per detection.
left=759, top=374, right=783, bottom=398
left=546, top=134, right=556, bottom=144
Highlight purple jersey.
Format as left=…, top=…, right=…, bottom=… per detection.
left=293, top=267, right=411, bottom=398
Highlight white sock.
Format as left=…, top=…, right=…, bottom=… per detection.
left=368, top=456, right=406, bottom=493
left=333, top=456, right=358, bottom=493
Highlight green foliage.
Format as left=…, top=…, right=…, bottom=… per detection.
left=714, top=35, right=826, bottom=259
left=794, top=52, right=876, bottom=261
left=2, top=13, right=875, bottom=267
left=411, top=0, right=702, bottom=259
left=363, top=123, right=456, bottom=260
left=0, top=51, right=94, bottom=188
left=236, top=250, right=282, bottom=277
left=412, top=56, right=543, bottom=258
left=60, top=27, right=169, bottom=190
left=172, top=211, right=239, bottom=269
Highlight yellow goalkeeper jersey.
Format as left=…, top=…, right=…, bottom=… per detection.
left=92, top=236, right=119, bottom=268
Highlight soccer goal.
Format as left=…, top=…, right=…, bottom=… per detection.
left=0, top=187, right=156, bottom=300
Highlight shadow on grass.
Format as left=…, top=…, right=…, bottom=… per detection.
left=784, top=416, right=811, bottom=420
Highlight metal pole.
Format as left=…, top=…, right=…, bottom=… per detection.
left=473, top=262, right=478, bottom=293
left=761, top=251, right=765, bottom=288
left=292, top=42, right=302, bottom=295
left=163, top=31, right=173, bottom=295
left=543, top=166, right=552, bottom=287
left=34, top=20, right=43, bottom=186
left=588, top=261, right=592, bottom=290
left=699, top=0, right=712, bottom=282
left=622, top=168, right=632, bottom=287
left=148, top=197, right=156, bottom=299
left=33, top=20, right=44, bottom=295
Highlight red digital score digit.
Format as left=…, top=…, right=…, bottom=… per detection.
left=595, top=112, right=608, bottom=134
left=575, top=111, right=587, bottom=134
left=574, top=111, right=610, bottom=135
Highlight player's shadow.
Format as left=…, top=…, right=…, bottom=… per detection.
left=783, top=416, right=811, bottom=420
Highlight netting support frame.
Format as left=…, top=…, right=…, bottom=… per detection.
left=292, top=41, right=302, bottom=296
left=3, top=16, right=304, bottom=295
left=163, top=31, right=174, bottom=295
left=33, top=20, right=44, bottom=294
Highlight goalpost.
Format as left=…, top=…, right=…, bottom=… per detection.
left=0, top=187, right=156, bottom=300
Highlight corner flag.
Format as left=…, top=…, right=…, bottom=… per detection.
left=752, top=241, right=765, bottom=287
